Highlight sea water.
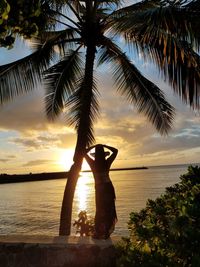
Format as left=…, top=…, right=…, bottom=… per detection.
left=0, top=164, right=194, bottom=236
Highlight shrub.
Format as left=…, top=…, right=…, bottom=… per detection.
left=73, top=210, right=94, bottom=236
left=117, top=166, right=200, bottom=267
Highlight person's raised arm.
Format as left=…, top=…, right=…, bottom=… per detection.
left=85, top=145, right=96, bottom=154
left=103, top=145, right=118, bottom=166
left=84, top=145, right=96, bottom=166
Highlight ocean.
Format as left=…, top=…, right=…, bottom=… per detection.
left=0, top=164, right=194, bottom=236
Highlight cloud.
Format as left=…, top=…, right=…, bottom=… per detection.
left=23, top=159, right=55, bottom=167
left=0, top=88, right=68, bottom=134
left=11, top=138, right=42, bottom=150
left=0, top=159, right=10, bottom=163
left=9, top=131, right=76, bottom=150
left=0, top=154, right=17, bottom=163
left=6, top=155, right=16, bottom=159
left=37, top=136, right=58, bottom=142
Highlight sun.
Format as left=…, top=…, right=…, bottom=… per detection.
left=58, top=149, right=90, bottom=171
left=58, top=149, right=74, bottom=170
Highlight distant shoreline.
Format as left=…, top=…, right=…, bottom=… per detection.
left=0, top=167, right=147, bottom=184
left=82, top=167, right=148, bottom=172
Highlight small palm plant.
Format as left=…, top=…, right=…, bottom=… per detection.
left=0, top=0, right=200, bottom=235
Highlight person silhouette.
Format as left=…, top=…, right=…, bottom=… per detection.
left=85, top=144, right=118, bottom=239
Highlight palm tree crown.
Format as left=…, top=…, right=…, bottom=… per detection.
left=2, top=0, right=196, bottom=142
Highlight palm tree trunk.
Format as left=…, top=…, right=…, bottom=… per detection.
left=59, top=44, right=96, bottom=236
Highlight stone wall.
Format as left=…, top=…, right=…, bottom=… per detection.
left=0, top=236, right=120, bottom=267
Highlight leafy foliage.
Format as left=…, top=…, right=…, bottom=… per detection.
left=0, top=0, right=53, bottom=48
left=117, top=166, right=200, bottom=267
left=73, top=210, right=94, bottom=236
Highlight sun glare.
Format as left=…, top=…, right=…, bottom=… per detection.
left=58, top=149, right=74, bottom=170
left=81, top=159, right=90, bottom=171
left=58, top=149, right=90, bottom=171
left=57, top=149, right=90, bottom=171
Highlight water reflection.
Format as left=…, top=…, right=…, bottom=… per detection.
left=76, top=172, right=92, bottom=212
left=0, top=167, right=184, bottom=236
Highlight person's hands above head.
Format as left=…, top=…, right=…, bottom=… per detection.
left=85, top=145, right=96, bottom=153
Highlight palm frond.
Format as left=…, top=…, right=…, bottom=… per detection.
left=0, top=41, right=55, bottom=104
left=98, top=37, right=175, bottom=134
left=32, top=28, right=81, bottom=55
left=44, top=48, right=83, bottom=119
left=96, top=0, right=122, bottom=9
left=110, top=1, right=200, bottom=108
left=136, top=34, right=200, bottom=108
left=112, top=1, right=200, bottom=46
left=38, top=0, right=68, bottom=31
left=112, top=0, right=160, bottom=17
left=0, top=28, right=81, bottom=104
left=45, top=0, right=69, bottom=11
left=67, top=1, right=84, bottom=23
left=66, top=76, right=100, bottom=146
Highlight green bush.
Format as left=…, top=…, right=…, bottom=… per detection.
left=117, top=166, right=200, bottom=267
left=0, top=0, right=50, bottom=47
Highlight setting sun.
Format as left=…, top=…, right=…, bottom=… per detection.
left=58, top=149, right=74, bottom=170
left=58, top=149, right=90, bottom=171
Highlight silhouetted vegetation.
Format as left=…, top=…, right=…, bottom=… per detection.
left=117, top=166, right=200, bottom=267
left=73, top=211, right=94, bottom=236
left=0, top=0, right=51, bottom=47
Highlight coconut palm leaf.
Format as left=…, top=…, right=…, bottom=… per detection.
left=46, top=0, right=70, bottom=11
left=34, top=28, right=79, bottom=43
left=96, top=0, right=122, bottom=9
left=112, top=0, right=200, bottom=45
left=0, top=42, right=54, bottom=104
left=98, top=37, right=175, bottom=134
left=110, top=1, right=200, bottom=108
left=140, top=36, right=200, bottom=108
left=66, top=76, right=100, bottom=146
left=112, top=0, right=160, bottom=17
left=44, top=48, right=83, bottom=119
left=0, top=29, right=80, bottom=104
left=32, top=28, right=81, bottom=55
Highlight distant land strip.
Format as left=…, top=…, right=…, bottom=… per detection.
left=82, top=167, right=148, bottom=172
left=0, top=167, right=147, bottom=184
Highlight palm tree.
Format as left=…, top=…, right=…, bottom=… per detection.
left=0, top=0, right=200, bottom=235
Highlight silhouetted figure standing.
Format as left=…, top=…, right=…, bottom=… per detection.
left=85, top=144, right=118, bottom=239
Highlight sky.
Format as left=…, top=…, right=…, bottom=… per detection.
left=1, top=18, right=200, bottom=174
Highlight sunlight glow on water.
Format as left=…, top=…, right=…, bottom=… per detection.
left=76, top=173, right=92, bottom=211
left=0, top=165, right=189, bottom=236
